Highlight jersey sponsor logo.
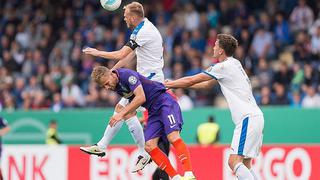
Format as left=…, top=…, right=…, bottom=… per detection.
left=128, top=76, right=138, bottom=85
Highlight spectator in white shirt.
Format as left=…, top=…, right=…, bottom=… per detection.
left=61, top=77, right=85, bottom=107
left=301, top=85, right=320, bottom=108
left=249, top=27, right=275, bottom=67
left=310, top=26, right=320, bottom=55
left=183, top=3, right=200, bottom=31
left=309, top=13, right=320, bottom=36
left=175, top=88, right=194, bottom=111
left=290, top=0, right=314, bottom=32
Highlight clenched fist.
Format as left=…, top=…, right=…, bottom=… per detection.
left=164, top=79, right=173, bottom=89
left=82, top=47, right=100, bottom=56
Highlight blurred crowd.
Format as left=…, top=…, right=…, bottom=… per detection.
left=1, top=0, right=320, bottom=111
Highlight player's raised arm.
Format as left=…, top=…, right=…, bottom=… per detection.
left=83, top=45, right=133, bottom=61
left=165, top=73, right=213, bottom=89
left=189, top=79, right=217, bottom=90
left=111, top=51, right=136, bottom=70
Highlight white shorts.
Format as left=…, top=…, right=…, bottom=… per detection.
left=142, top=72, right=164, bottom=83
left=230, top=115, right=264, bottom=158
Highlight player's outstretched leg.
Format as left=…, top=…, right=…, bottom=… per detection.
left=80, top=111, right=124, bottom=157
left=168, top=131, right=196, bottom=180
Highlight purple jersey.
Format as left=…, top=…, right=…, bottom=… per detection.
left=113, top=68, right=166, bottom=109
left=113, top=68, right=183, bottom=141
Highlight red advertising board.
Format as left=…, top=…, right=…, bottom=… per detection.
left=2, top=145, right=320, bottom=180
left=67, top=145, right=320, bottom=180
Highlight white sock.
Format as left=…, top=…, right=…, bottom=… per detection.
left=97, top=112, right=124, bottom=149
left=125, top=115, right=148, bottom=157
left=250, top=168, right=258, bottom=180
left=184, top=171, right=195, bottom=177
left=234, top=163, right=254, bottom=180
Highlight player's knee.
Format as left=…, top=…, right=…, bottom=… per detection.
left=167, top=131, right=180, bottom=143
left=243, top=158, right=252, bottom=169
left=115, top=103, right=136, bottom=120
left=115, top=103, right=124, bottom=113
left=124, top=111, right=136, bottom=120
left=228, top=154, right=243, bottom=171
left=228, top=157, right=235, bottom=170
left=145, top=141, right=157, bottom=152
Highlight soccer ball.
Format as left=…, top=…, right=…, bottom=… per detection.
left=100, top=0, right=122, bottom=11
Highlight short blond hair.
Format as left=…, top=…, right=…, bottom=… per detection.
left=91, top=66, right=109, bottom=85
left=124, top=2, right=144, bottom=18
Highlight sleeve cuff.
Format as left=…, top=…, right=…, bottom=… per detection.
left=202, top=71, right=218, bottom=80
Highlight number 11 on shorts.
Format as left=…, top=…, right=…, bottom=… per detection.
left=168, top=114, right=176, bottom=125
